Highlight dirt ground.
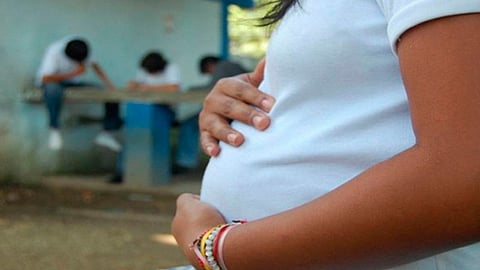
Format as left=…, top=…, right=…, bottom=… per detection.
left=0, top=176, right=201, bottom=270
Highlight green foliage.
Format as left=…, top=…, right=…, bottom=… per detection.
left=228, top=0, right=274, bottom=60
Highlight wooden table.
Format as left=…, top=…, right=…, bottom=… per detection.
left=22, top=87, right=209, bottom=104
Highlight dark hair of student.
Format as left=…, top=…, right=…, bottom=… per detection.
left=140, top=51, right=168, bottom=74
left=199, top=55, right=221, bottom=74
left=260, top=0, right=299, bottom=26
left=65, top=39, right=89, bottom=63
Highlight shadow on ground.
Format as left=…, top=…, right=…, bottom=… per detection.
left=0, top=173, right=202, bottom=270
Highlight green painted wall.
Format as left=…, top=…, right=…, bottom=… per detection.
left=0, top=0, right=221, bottom=181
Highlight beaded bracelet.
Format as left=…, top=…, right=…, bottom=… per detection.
left=191, top=242, right=211, bottom=270
left=200, top=227, right=218, bottom=256
left=215, top=224, right=235, bottom=270
left=190, top=220, right=246, bottom=270
left=191, top=225, right=222, bottom=270
left=204, top=225, right=223, bottom=270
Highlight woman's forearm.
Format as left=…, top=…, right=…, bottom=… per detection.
left=224, top=145, right=480, bottom=269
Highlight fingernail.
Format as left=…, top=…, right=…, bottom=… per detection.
left=253, top=115, right=266, bottom=129
left=227, top=133, right=238, bottom=144
left=261, top=98, right=273, bottom=111
left=206, top=145, right=214, bottom=155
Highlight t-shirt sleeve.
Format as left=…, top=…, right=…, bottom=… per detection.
left=135, top=69, right=147, bottom=83
left=35, top=46, right=59, bottom=86
left=377, top=0, right=480, bottom=53
left=165, top=64, right=181, bottom=84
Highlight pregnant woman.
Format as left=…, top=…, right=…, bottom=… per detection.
left=172, top=1, right=480, bottom=269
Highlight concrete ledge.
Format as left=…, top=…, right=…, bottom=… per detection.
left=41, top=174, right=202, bottom=196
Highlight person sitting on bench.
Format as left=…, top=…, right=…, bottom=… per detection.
left=109, top=51, right=198, bottom=184
left=35, top=36, right=123, bottom=151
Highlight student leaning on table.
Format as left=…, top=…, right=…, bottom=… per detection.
left=112, top=51, right=201, bottom=180
left=172, top=0, right=480, bottom=269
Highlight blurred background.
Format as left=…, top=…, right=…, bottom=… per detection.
left=0, top=0, right=271, bottom=269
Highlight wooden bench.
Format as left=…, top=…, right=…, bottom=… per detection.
left=23, top=86, right=210, bottom=186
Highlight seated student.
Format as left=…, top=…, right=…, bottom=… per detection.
left=35, top=36, right=122, bottom=151
left=127, top=51, right=181, bottom=91
left=109, top=51, right=198, bottom=183
left=199, top=55, right=248, bottom=88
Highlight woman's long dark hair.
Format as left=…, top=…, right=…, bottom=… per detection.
left=260, top=0, right=300, bottom=26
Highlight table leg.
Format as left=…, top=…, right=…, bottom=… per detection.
left=124, top=103, right=173, bottom=186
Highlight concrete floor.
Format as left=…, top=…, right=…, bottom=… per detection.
left=0, top=173, right=202, bottom=270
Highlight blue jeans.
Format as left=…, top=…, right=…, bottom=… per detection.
left=150, top=105, right=200, bottom=168
left=175, top=114, right=200, bottom=168
left=113, top=112, right=200, bottom=177
left=42, top=81, right=122, bottom=130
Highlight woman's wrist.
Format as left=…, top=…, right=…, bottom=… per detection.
left=188, top=220, right=247, bottom=270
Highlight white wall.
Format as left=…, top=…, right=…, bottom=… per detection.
left=0, top=0, right=221, bottom=180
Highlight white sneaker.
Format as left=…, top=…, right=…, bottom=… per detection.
left=48, top=129, right=63, bottom=150
left=94, top=132, right=121, bottom=152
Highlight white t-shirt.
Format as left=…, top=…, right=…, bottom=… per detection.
left=35, top=36, right=91, bottom=86
left=135, top=64, right=200, bottom=121
left=201, top=0, right=480, bottom=268
left=135, top=63, right=181, bottom=88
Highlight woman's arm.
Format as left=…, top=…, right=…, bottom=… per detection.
left=199, top=58, right=276, bottom=156
left=172, top=194, right=227, bottom=269
left=173, top=14, right=480, bottom=269
left=223, top=13, right=480, bottom=269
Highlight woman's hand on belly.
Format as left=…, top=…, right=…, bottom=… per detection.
left=199, top=58, right=275, bottom=157
left=171, top=193, right=226, bottom=268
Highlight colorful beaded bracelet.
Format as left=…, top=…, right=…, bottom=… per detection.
left=190, top=220, right=246, bottom=270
